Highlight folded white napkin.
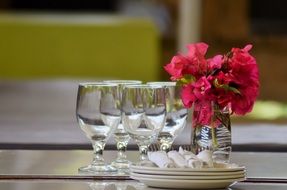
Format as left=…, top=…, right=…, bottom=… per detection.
left=167, top=151, right=188, bottom=168
left=178, top=147, right=203, bottom=169
left=147, top=148, right=216, bottom=169
left=148, top=151, right=176, bottom=168
left=197, top=150, right=213, bottom=168
left=178, top=147, right=197, bottom=160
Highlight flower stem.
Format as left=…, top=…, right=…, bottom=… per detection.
left=211, top=127, right=218, bottom=149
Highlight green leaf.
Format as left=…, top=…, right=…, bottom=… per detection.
left=213, top=78, right=241, bottom=94
left=177, top=75, right=196, bottom=86
left=228, top=86, right=241, bottom=94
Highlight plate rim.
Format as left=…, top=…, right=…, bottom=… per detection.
left=130, top=164, right=245, bottom=172
left=130, top=172, right=245, bottom=180
left=132, top=175, right=246, bottom=183
left=130, top=168, right=246, bottom=176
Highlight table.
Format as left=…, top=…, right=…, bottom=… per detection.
left=0, top=150, right=286, bottom=189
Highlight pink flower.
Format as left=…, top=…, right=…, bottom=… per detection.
left=230, top=86, right=258, bottom=115
left=216, top=71, right=232, bottom=85
left=181, top=84, right=196, bottom=108
left=164, top=54, right=189, bottom=80
left=207, top=55, right=223, bottom=70
left=164, top=42, right=260, bottom=126
left=185, top=42, right=209, bottom=77
left=213, top=72, right=233, bottom=108
left=192, top=77, right=211, bottom=100
left=187, top=42, right=208, bottom=57
left=228, top=44, right=260, bottom=115
left=229, top=44, right=259, bottom=84
left=164, top=42, right=210, bottom=81
left=181, top=77, right=212, bottom=109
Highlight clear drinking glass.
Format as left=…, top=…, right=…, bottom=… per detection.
left=103, top=80, right=142, bottom=172
left=147, top=82, right=188, bottom=152
left=76, top=82, right=121, bottom=173
left=122, top=84, right=166, bottom=165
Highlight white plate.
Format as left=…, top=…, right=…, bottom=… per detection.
left=131, top=167, right=246, bottom=176
left=131, top=172, right=245, bottom=180
left=132, top=176, right=245, bottom=189
left=131, top=164, right=245, bottom=172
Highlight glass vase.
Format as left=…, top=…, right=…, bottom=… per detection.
left=191, top=101, right=231, bottom=163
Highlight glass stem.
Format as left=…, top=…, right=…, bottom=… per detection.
left=160, top=143, right=171, bottom=153
left=92, top=141, right=105, bottom=165
left=116, top=141, right=128, bottom=160
left=211, top=127, right=218, bottom=149
left=117, top=150, right=127, bottom=160
left=139, top=145, right=148, bottom=161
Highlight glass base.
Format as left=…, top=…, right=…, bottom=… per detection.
left=111, top=159, right=131, bottom=174
left=111, top=159, right=130, bottom=169
left=78, top=164, right=117, bottom=174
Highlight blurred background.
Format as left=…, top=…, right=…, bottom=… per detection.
left=0, top=0, right=287, bottom=150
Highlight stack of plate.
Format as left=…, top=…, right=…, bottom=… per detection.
left=130, top=164, right=246, bottom=189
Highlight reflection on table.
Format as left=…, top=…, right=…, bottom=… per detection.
left=0, top=150, right=286, bottom=179
left=0, top=181, right=287, bottom=190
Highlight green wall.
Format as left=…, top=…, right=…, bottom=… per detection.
left=0, top=14, right=160, bottom=82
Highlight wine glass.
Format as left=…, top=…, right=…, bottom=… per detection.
left=103, top=80, right=142, bottom=172
left=76, top=82, right=121, bottom=173
left=121, top=84, right=166, bottom=165
left=147, top=82, right=188, bottom=152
